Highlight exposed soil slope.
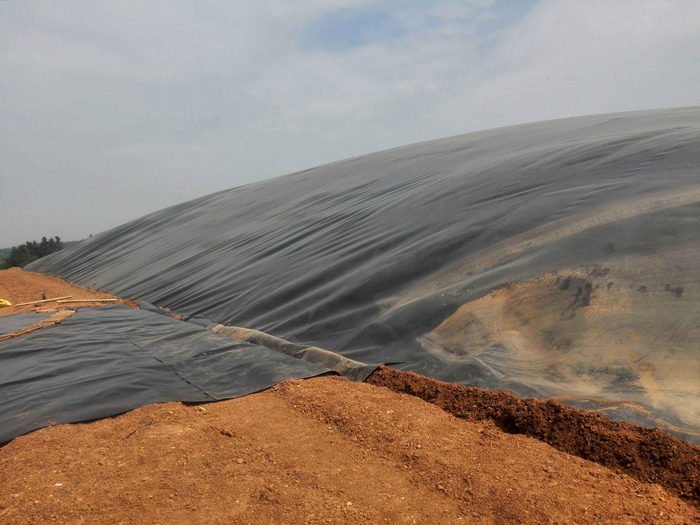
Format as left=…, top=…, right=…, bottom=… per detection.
left=2, top=376, right=697, bottom=525
left=420, top=262, right=700, bottom=440
left=367, top=366, right=700, bottom=508
left=0, top=268, right=135, bottom=318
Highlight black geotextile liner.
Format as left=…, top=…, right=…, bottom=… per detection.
left=28, top=107, right=700, bottom=442
left=0, top=312, right=52, bottom=335
left=0, top=305, right=328, bottom=443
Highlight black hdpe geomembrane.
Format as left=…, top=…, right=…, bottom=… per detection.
left=0, top=311, right=52, bottom=335
left=27, top=108, right=700, bottom=442
left=0, top=305, right=327, bottom=443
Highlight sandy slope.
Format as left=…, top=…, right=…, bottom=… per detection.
left=0, top=268, right=133, bottom=318
left=1, top=376, right=697, bottom=525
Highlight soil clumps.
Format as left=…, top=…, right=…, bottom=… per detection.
left=367, top=366, right=700, bottom=507
left=1, top=376, right=697, bottom=524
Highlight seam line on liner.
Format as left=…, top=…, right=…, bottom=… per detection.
left=115, top=330, right=217, bottom=401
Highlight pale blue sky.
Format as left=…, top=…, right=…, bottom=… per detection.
left=302, top=1, right=537, bottom=51
left=304, top=8, right=403, bottom=52
left=1, top=0, right=699, bottom=246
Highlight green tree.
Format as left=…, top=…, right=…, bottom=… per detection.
left=0, top=236, right=64, bottom=269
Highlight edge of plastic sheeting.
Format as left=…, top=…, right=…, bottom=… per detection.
left=211, top=325, right=380, bottom=382
left=0, top=304, right=333, bottom=444
left=0, top=311, right=54, bottom=336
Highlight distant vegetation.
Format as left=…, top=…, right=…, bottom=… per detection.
left=0, top=237, right=75, bottom=269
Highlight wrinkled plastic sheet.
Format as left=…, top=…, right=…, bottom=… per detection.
left=0, top=305, right=329, bottom=444
left=29, top=108, right=700, bottom=442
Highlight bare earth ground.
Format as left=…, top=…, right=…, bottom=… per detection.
left=0, top=267, right=136, bottom=318
left=1, top=268, right=699, bottom=524
left=2, top=377, right=698, bottom=525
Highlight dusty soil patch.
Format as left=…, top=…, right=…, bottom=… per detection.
left=420, top=263, right=700, bottom=440
left=1, top=376, right=697, bottom=524
left=0, top=268, right=137, bottom=318
left=367, top=366, right=700, bottom=507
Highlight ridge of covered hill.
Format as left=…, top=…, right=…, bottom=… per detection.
left=26, top=108, right=700, bottom=440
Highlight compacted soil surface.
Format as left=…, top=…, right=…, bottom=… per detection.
left=0, top=267, right=134, bottom=318
left=367, top=367, right=700, bottom=508
left=1, top=376, right=698, bottom=525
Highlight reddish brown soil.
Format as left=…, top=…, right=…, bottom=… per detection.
left=367, top=366, right=700, bottom=507
left=0, top=268, right=137, bottom=317
left=2, top=376, right=697, bottom=524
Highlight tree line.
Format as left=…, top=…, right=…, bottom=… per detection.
left=0, top=237, right=64, bottom=269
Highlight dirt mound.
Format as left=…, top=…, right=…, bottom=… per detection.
left=1, top=376, right=697, bottom=524
left=0, top=268, right=138, bottom=318
left=367, top=366, right=700, bottom=507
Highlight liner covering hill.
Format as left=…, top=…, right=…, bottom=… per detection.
left=28, top=108, right=700, bottom=441
left=0, top=304, right=329, bottom=444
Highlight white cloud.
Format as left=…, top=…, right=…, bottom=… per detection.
left=1, top=0, right=699, bottom=246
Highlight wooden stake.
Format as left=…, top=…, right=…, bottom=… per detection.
left=14, top=295, right=73, bottom=307
left=56, top=299, right=118, bottom=303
